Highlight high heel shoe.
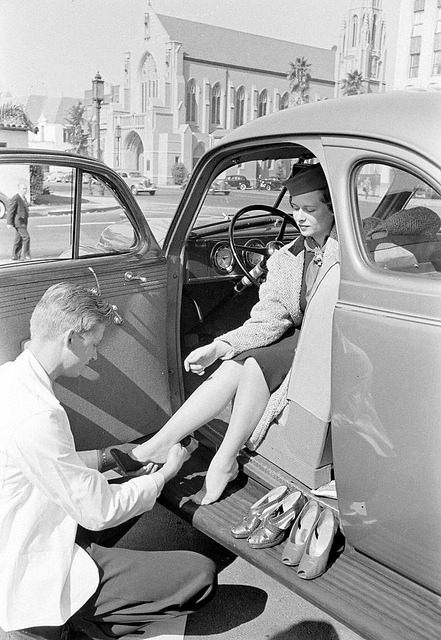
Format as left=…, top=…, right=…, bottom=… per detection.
left=281, top=500, right=321, bottom=566
left=297, top=508, right=338, bottom=579
left=231, top=485, right=289, bottom=539
left=248, top=491, right=306, bottom=549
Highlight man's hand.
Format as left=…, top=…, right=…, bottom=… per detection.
left=184, top=341, right=230, bottom=376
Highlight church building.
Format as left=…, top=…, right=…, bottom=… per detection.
left=92, top=6, right=336, bottom=185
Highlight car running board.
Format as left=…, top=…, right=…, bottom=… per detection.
left=158, top=440, right=441, bottom=640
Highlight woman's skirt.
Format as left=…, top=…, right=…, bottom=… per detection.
left=233, top=326, right=299, bottom=393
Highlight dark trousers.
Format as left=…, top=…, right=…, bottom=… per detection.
left=14, top=519, right=217, bottom=640
left=12, top=225, right=30, bottom=260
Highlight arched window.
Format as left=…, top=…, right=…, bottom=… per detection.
left=257, top=89, right=267, bottom=118
left=211, top=83, right=221, bottom=126
left=280, top=92, right=289, bottom=110
left=351, top=15, right=359, bottom=47
left=235, top=86, right=245, bottom=127
left=186, top=79, right=197, bottom=123
left=141, top=53, right=158, bottom=113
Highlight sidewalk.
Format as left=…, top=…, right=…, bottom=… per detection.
left=30, top=195, right=118, bottom=217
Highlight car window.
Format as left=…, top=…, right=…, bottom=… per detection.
left=0, top=163, right=74, bottom=263
left=193, top=156, right=292, bottom=230
left=356, top=162, right=441, bottom=278
left=0, top=162, right=136, bottom=264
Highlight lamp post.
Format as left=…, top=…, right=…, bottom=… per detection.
left=92, top=71, right=104, bottom=161
left=115, top=123, right=121, bottom=169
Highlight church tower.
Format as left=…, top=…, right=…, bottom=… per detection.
left=337, top=0, right=387, bottom=95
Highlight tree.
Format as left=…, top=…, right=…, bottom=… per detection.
left=65, top=101, right=90, bottom=155
left=287, top=57, right=311, bottom=106
left=340, top=70, right=364, bottom=96
left=0, top=102, right=36, bottom=131
left=171, top=162, right=186, bottom=185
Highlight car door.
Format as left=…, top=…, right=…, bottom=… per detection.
left=324, top=138, right=441, bottom=593
left=0, top=152, right=174, bottom=451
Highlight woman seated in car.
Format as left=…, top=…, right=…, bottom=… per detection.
left=119, top=163, right=339, bottom=505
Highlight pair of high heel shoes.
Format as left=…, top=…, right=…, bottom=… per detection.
left=282, top=500, right=338, bottom=579
left=231, top=486, right=307, bottom=549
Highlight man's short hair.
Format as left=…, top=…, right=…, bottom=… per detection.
left=30, top=282, right=113, bottom=341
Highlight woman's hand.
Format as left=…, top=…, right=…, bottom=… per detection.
left=184, top=341, right=230, bottom=376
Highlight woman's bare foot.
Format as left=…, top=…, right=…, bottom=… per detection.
left=192, top=455, right=239, bottom=505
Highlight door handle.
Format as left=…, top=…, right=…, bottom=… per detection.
left=124, top=270, right=148, bottom=284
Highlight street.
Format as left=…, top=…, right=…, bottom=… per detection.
left=0, top=185, right=285, bottom=262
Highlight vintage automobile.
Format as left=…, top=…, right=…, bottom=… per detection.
left=116, top=169, right=156, bottom=195
left=0, top=91, right=441, bottom=640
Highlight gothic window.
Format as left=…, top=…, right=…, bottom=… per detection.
left=351, top=15, right=359, bottom=47
left=141, top=53, right=158, bottom=113
left=235, top=86, right=245, bottom=127
left=372, top=14, right=377, bottom=48
left=409, top=36, right=422, bottom=77
left=280, top=92, right=289, bottom=110
left=257, top=89, right=267, bottom=118
left=186, top=79, right=197, bottom=123
left=211, top=83, right=221, bottom=126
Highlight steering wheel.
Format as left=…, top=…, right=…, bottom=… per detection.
left=228, top=204, right=296, bottom=287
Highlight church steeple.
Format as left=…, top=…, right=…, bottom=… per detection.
left=337, top=0, right=387, bottom=95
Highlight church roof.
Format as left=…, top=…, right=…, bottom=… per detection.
left=157, top=14, right=335, bottom=80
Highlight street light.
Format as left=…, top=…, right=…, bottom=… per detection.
left=115, top=123, right=121, bottom=169
left=92, top=71, right=104, bottom=161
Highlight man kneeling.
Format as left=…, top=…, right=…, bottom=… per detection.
left=0, top=283, right=216, bottom=640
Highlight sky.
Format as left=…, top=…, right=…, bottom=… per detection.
left=0, top=0, right=402, bottom=99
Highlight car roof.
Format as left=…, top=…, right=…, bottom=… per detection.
left=219, top=91, right=441, bottom=163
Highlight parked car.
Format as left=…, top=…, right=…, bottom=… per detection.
left=116, top=170, right=156, bottom=195
left=208, top=179, right=230, bottom=195
left=1, top=91, right=441, bottom=640
left=258, top=176, right=283, bottom=190
left=224, top=174, right=251, bottom=190
left=0, top=191, right=8, bottom=218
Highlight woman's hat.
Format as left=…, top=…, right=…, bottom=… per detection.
left=282, top=164, right=328, bottom=196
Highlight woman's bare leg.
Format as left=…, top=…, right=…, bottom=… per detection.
left=132, top=360, right=245, bottom=464
left=193, top=357, right=270, bottom=505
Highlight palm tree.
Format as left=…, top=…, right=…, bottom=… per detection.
left=340, top=70, right=364, bottom=96
left=0, top=102, right=35, bottom=131
left=287, top=57, right=311, bottom=106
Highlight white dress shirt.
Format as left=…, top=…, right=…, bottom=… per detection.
left=0, top=349, right=165, bottom=631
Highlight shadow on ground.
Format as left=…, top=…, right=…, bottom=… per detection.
left=185, top=584, right=267, bottom=635
left=270, top=620, right=341, bottom=640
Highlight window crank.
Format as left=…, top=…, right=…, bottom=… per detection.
left=124, top=270, right=148, bottom=284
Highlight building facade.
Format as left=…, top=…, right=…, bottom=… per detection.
left=92, top=7, right=336, bottom=185
left=337, top=0, right=387, bottom=96
left=393, top=0, right=441, bottom=90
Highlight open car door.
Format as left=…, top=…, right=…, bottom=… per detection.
left=0, top=151, right=173, bottom=451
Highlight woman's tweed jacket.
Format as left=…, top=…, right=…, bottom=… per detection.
left=216, top=228, right=339, bottom=450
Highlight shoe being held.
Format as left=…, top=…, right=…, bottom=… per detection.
left=231, top=485, right=289, bottom=539
left=248, top=491, right=306, bottom=549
